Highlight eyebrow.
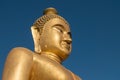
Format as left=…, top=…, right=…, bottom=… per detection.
left=52, top=24, right=65, bottom=29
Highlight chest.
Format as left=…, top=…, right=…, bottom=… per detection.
left=29, top=55, right=74, bottom=80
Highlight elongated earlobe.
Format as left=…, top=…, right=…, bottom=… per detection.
left=31, top=26, right=41, bottom=54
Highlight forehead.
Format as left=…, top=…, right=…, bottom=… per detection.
left=43, top=18, right=70, bottom=31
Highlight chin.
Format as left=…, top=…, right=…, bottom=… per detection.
left=63, top=47, right=71, bottom=55
left=60, top=45, right=72, bottom=55
left=60, top=49, right=71, bottom=60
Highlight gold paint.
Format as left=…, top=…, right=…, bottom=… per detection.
left=2, top=7, right=82, bottom=80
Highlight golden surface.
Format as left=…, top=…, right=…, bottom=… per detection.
left=2, top=7, right=82, bottom=80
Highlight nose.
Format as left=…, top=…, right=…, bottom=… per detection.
left=63, top=32, right=72, bottom=44
left=66, top=39, right=72, bottom=44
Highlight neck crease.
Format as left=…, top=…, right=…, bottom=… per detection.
left=41, top=52, right=62, bottom=64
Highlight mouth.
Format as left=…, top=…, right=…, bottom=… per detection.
left=61, top=41, right=71, bottom=50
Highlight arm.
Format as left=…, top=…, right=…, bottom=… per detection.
left=2, top=47, right=33, bottom=80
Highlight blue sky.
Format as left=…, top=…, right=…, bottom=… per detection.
left=0, top=0, right=120, bottom=80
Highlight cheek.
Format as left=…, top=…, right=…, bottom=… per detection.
left=51, top=30, right=62, bottom=43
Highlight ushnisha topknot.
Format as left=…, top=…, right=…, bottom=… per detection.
left=43, top=7, right=58, bottom=15
left=33, top=7, right=69, bottom=32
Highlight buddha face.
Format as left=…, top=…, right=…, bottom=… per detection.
left=39, top=18, right=72, bottom=60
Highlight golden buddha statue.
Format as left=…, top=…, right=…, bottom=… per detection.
left=2, top=7, right=82, bottom=80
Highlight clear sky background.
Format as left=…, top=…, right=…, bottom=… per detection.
left=0, top=0, right=120, bottom=80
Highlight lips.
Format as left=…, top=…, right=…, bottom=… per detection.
left=61, top=41, right=70, bottom=50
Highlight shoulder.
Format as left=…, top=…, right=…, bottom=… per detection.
left=2, top=47, right=34, bottom=80
left=8, top=47, right=34, bottom=59
left=5, top=47, right=34, bottom=66
left=4, top=47, right=34, bottom=64
left=5, top=47, right=34, bottom=70
left=9, top=47, right=34, bottom=55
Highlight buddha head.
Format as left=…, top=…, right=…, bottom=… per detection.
left=31, top=7, right=72, bottom=61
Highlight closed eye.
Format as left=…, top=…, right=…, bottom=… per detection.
left=53, top=25, right=64, bottom=33
left=68, top=32, right=72, bottom=38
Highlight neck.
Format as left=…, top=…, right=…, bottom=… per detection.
left=41, top=52, right=62, bottom=64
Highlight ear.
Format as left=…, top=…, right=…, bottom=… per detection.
left=31, top=26, right=41, bottom=53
